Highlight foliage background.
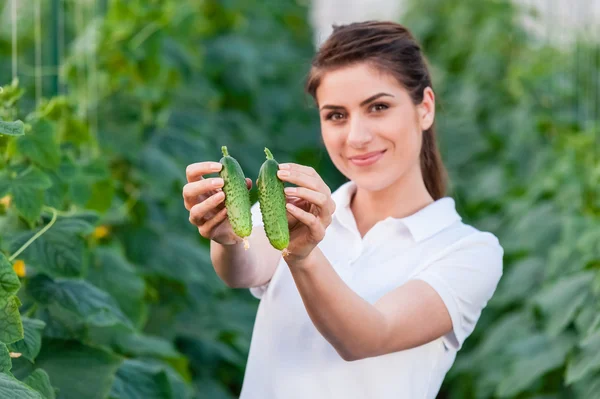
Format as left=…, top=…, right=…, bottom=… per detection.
left=0, top=0, right=598, bottom=398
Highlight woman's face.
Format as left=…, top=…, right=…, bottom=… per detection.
left=315, top=62, right=435, bottom=192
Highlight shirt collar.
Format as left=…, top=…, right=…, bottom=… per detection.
left=331, top=180, right=462, bottom=242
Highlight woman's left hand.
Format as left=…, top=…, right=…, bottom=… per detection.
left=277, top=163, right=336, bottom=264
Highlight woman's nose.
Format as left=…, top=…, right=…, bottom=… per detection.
left=347, top=117, right=373, bottom=148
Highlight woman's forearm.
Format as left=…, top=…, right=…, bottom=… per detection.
left=210, top=237, right=260, bottom=288
left=287, top=248, right=387, bottom=361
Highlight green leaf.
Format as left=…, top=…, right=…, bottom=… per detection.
left=0, top=296, right=24, bottom=344
left=533, top=272, right=595, bottom=336
left=566, top=330, right=600, bottom=384
left=0, top=342, right=11, bottom=373
left=23, top=369, right=56, bottom=399
left=490, top=257, right=545, bottom=307
left=7, top=168, right=53, bottom=225
left=0, top=252, right=21, bottom=299
left=27, top=275, right=133, bottom=331
left=86, top=248, right=147, bottom=327
left=144, top=237, right=216, bottom=285
left=0, top=120, right=25, bottom=136
left=8, top=215, right=97, bottom=278
left=113, top=334, right=180, bottom=359
left=0, top=372, right=43, bottom=398
left=109, top=359, right=172, bottom=399
left=33, top=339, right=123, bottom=399
left=16, top=119, right=61, bottom=169
left=7, top=318, right=46, bottom=362
left=496, top=333, right=576, bottom=397
left=85, top=179, right=115, bottom=213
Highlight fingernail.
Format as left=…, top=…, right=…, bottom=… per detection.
left=213, top=178, right=224, bottom=186
left=279, top=164, right=290, bottom=170
left=211, top=163, right=222, bottom=170
left=284, top=187, right=296, bottom=194
left=278, top=170, right=290, bottom=177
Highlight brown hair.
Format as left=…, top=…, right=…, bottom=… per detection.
left=305, top=21, right=448, bottom=200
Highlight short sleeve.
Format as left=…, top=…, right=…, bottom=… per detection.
left=411, top=232, right=504, bottom=351
left=249, top=200, right=268, bottom=299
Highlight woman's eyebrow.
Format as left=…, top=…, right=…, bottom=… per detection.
left=319, top=92, right=395, bottom=111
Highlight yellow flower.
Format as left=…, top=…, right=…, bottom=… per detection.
left=94, top=225, right=110, bottom=239
left=13, top=260, right=26, bottom=277
left=0, top=195, right=11, bottom=208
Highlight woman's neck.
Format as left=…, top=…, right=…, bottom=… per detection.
left=350, top=165, right=434, bottom=238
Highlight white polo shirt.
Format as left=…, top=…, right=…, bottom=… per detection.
left=239, top=180, right=503, bottom=399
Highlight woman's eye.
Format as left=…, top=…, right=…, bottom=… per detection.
left=326, top=112, right=344, bottom=121
left=371, top=103, right=388, bottom=112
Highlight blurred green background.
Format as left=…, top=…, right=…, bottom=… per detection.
left=0, top=0, right=598, bottom=398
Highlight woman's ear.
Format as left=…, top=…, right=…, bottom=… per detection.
left=418, top=87, right=435, bottom=131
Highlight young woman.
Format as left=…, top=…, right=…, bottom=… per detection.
left=183, top=20, right=503, bottom=399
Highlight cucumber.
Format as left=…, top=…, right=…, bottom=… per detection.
left=257, top=147, right=290, bottom=255
left=219, top=146, right=252, bottom=249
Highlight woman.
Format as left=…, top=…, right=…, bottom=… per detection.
left=183, top=20, right=503, bottom=399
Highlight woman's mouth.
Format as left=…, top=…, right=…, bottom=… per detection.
left=348, top=150, right=386, bottom=166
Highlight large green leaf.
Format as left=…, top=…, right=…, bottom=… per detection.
left=533, top=272, right=595, bottom=336
left=23, top=369, right=56, bottom=399
left=28, top=274, right=132, bottom=327
left=8, top=214, right=98, bottom=278
left=566, top=330, right=600, bottom=384
left=0, top=342, right=11, bottom=373
left=86, top=247, right=147, bottom=328
left=0, top=372, right=43, bottom=399
left=8, top=318, right=46, bottom=362
left=489, top=257, right=546, bottom=308
left=109, top=359, right=172, bottom=399
left=33, top=340, right=122, bottom=399
left=495, top=333, right=577, bottom=397
left=16, top=119, right=61, bottom=170
left=0, top=167, right=53, bottom=225
left=144, top=236, right=219, bottom=286
left=0, top=296, right=24, bottom=344
left=0, top=252, right=21, bottom=299
left=112, top=334, right=180, bottom=359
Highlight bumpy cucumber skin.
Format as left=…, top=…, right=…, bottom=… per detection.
left=219, top=147, right=252, bottom=239
left=257, top=149, right=289, bottom=251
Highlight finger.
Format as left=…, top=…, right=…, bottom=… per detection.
left=189, top=191, right=226, bottom=225
left=284, top=187, right=328, bottom=210
left=183, top=177, right=224, bottom=209
left=199, top=207, right=229, bottom=238
left=277, top=169, right=324, bottom=193
left=278, top=163, right=317, bottom=177
left=246, top=177, right=252, bottom=190
left=286, top=202, right=325, bottom=238
left=186, top=161, right=222, bottom=183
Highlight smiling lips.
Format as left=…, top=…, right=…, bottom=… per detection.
left=348, top=150, right=387, bottom=166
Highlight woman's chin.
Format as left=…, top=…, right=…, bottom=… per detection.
left=349, top=174, right=393, bottom=193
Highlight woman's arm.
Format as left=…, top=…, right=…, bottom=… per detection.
left=287, top=247, right=452, bottom=361
left=211, top=224, right=282, bottom=288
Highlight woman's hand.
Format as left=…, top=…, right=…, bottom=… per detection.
left=183, top=161, right=252, bottom=245
left=276, top=163, right=336, bottom=263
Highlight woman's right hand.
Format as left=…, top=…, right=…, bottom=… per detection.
left=183, top=161, right=252, bottom=246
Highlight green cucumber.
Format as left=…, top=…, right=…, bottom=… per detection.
left=257, top=147, right=290, bottom=255
left=219, top=146, right=252, bottom=249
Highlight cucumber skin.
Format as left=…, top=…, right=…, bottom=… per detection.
left=219, top=154, right=252, bottom=238
left=257, top=157, right=289, bottom=251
